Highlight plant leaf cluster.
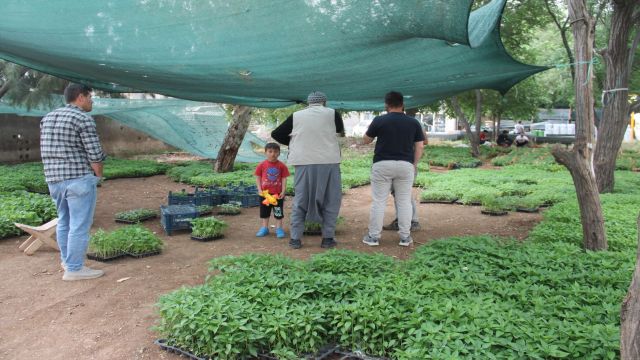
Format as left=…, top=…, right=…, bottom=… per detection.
left=0, top=191, right=56, bottom=238
left=89, top=225, right=163, bottom=257
left=190, top=217, right=228, bottom=238
left=156, top=238, right=632, bottom=359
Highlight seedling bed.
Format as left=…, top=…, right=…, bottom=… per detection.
left=127, top=250, right=161, bottom=259
left=115, top=214, right=156, bottom=224
left=190, top=234, right=224, bottom=242
left=87, top=252, right=126, bottom=262
left=217, top=210, right=241, bottom=216
left=481, top=209, right=508, bottom=216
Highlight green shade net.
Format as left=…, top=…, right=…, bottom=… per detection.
left=0, top=99, right=266, bottom=162
left=0, top=0, right=546, bottom=110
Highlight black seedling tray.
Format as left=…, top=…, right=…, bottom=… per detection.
left=420, top=198, right=457, bottom=204
left=156, top=339, right=339, bottom=360
left=455, top=200, right=482, bottom=206
left=114, top=214, right=157, bottom=224
left=87, top=252, right=126, bottom=262
left=515, top=207, right=539, bottom=213
left=481, top=209, right=508, bottom=216
left=155, top=339, right=206, bottom=360
left=217, top=211, right=241, bottom=216
left=190, top=234, right=224, bottom=242
left=127, top=250, right=161, bottom=259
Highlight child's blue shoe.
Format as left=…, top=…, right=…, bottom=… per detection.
left=276, top=227, right=286, bottom=238
left=256, top=226, right=269, bottom=237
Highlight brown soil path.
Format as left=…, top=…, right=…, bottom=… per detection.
left=0, top=175, right=541, bottom=360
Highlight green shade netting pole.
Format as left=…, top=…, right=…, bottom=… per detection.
left=0, top=0, right=547, bottom=111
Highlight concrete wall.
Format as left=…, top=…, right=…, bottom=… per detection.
left=0, top=114, right=174, bottom=164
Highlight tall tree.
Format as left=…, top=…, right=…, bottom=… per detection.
left=0, top=61, right=67, bottom=108
left=214, top=105, right=252, bottom=173
left=593, top=0, right=640, bottom=192
left=451, top=91, right=483, bottom=157
left=550, top=0, right=607, bottom=251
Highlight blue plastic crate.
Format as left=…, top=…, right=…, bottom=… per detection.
left=168, top=188, right=214, bottom=206
left=160, top=205, right=198, bottom=235
left=228, top=193, right=261, bottom=208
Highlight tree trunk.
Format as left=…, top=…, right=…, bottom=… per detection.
left=451, top=96, right=480, bottom=157
left=621, top=213, right=640, bottom=359
left=593, top=0, right=638, bottom=193
left=214, top=105, right=252, bottom=173
left=551, top=0, right=607, bottom=251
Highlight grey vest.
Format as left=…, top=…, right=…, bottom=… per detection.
left=287, top=104, right=341, bottom=165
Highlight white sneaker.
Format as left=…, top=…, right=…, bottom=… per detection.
left=362, top=234, right=380, bottom=246
left=62, top=266, right=104, bottom=281
left=399, top=236, right=413, bottom=247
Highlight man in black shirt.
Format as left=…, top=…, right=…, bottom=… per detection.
left=362, top=91, right=424, bottom=246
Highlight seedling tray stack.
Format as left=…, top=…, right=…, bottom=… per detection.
left=161, top=205, right=198, bottom=235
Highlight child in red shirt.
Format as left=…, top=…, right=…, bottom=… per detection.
left=254, top=143, right=290, bottom=238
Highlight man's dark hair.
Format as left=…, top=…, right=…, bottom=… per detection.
left=64, top=83, right=92, bottom=103
left=265, top=142, right=280, bottom=152
left=384, top=91, right=404, bottom=108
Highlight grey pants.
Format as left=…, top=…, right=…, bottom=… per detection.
left=290, top=164, right=342, bottom=240
left=368, top=160, right=414, bottom=239
left=391, top=185, right=418, bottom=222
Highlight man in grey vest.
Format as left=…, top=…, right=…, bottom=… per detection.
left=271, top=91, right=345, bottom=249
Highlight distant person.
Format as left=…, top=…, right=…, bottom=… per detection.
left=40, top=83, right=106, bottom=281
left=362, top=91, right=424, bottom=247
left=515, top=133, right=530, bottom=147
left=479, top=129, right=489, bottom=145
left=497, top=130, right=513, bottom=147
left=271, top=91, right=345, bottom=249
left=254, top=142, right=290, bottom=238
left=514, top=121, right=525, bottom=135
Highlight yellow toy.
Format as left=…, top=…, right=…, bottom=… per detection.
left=260, top=190, right=279, bottom=206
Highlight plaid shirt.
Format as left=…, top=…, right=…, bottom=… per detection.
left=40, top=104, right=106, bottom=182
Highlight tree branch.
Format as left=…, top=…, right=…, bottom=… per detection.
left=545, top=0, right=576, bottom=81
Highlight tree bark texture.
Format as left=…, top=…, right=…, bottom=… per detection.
left=594, top=0, right=638, bottom=193
left=214, top=105, right=252, bottom=173
left=551, top=0, right=607, bottom=251
left=621, top=213, right=640, bottom=359
left=451, top=96, right=480, bottom=157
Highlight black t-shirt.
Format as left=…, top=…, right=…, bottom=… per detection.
left=365, top=112, right=425, bottom=164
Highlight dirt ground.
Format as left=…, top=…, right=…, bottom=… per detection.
left=0, top=174, right=542, bottom=360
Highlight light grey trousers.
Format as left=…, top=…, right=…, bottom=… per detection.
left=368, top=160, right=415, bottom=239
left=290, top=164, right=342, bottom=240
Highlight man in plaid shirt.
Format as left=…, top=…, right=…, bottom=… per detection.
left=41, top=83, right=106, bottom=281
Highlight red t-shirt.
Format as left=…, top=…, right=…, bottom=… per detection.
left=254, top=160, right=290, bottom=195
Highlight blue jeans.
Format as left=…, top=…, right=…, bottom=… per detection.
left=48, top=174, right=99, bottom=271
